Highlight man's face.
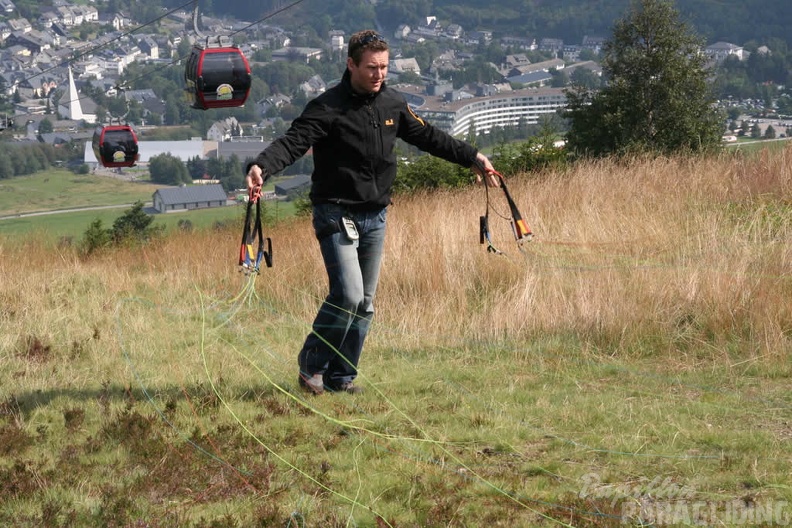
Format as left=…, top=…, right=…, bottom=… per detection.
left=347, top=49, right=389, bottom=94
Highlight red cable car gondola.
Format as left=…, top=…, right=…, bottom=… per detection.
left=92, top=125, right=139, bottom=168
left=185, top=44, right=252, bottom=110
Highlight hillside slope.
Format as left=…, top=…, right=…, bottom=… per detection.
left=205, top=0, right=792, bottom=48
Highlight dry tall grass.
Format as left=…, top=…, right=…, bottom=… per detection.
left=381, top=148, right=791, bottom=361
left=2, top=147, right=790, bottom=366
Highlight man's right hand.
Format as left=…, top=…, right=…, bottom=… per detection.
left=473, top=153, right=500, bottom=188
left=246, top=164, right=264, bottom=195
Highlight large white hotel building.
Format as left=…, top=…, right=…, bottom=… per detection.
left=397, top=85, right=568, bottom=137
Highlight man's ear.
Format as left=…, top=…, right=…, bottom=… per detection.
left=346, top=56, right=355, bottom=70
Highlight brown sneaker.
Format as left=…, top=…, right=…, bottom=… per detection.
left=298, top=373, right=324, bottom=395
left=333, top=382, right=363, bottom=394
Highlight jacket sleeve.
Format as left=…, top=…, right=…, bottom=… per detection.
left=396, top=97, right=478, bottom=167
left=249, top=99, right=330, bottom=179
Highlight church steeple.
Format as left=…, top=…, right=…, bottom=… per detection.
left=58, top=66, right=85, bottom=121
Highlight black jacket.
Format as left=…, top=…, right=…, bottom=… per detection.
left=250, top=70, right=478, bottom=209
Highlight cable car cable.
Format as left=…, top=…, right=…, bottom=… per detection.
left=183, top=0, right=307, bottom=110
left=15, top=0, right=196, bottom=90
left=19, top=0, right=307, bottom=117
left=11, top=1, right=309, bottom=128
left=117, top=0, right=308, bottom=111
left=8, top=0, right=196, bottom=124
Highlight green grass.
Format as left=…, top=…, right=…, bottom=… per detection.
left=3, top=290, right=789, bottom=526
left=0, top=169, right=162, bottom=216
left=0, top=170, right=299, bottom=240
left=0, top=199, right=298, bottom=240
left=727, top=137, right=791, bottom=152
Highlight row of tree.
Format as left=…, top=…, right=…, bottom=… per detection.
left=146, top=153, right=246, bottom=192
left=148, top=152, right=309, bottom=193
left=0, top=143, right=63, bottom=179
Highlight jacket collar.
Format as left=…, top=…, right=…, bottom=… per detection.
left=341, top=69, right=386, bottom=101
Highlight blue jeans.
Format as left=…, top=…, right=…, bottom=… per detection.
left=298, top=204, right=388, bottom=388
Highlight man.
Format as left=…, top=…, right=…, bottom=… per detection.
left=246, top=29, right=497, bottom=395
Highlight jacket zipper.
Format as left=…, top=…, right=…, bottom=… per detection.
left=365, top=101, right=383, bottom=159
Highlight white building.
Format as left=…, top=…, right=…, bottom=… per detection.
left=329, top=30, right=344, bottom=53
left=402, top=86, right=568, bottom=137
left=207, top=116, right=240, bottom=142
left=390, top=58, right=421, bottom=75
left=705, top=42, right=746, bottom=62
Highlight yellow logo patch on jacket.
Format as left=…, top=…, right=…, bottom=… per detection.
left=407, top=106, right=426, bottom=126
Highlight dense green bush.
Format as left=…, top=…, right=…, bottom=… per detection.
left=79, top=202, right=163, bottom=256
left=393, top=155, right=472, bottom=194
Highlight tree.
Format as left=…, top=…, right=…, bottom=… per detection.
left=163, top=97, right=181, bottom=126
left=491, top=117, right=567, bottom=175
left=393, top=155, right=471, bottom=193
left=777, top=95, right=792, bottom=116
left=111, top=202, right=161, bottom=244
left=186, top=155, right=207, bottom=180
left=107, top=97, right=129, bottom=121
left=94, top=106, right=107, bottom=124
left=549, top=68, right=569, bottom=88
left=0, top=154, right=13, bottom=179
left=405, top=40, right=439, bottom=73
left=399, top=71, right=423, bottom=84
left=149, top=153, right=190, bottom=185
left=563, top=0, right=724, bottom=157
left=80, top=219, right=111, bottom=256
left=570, top=67, right=602, bottom=90
left=38, top=118, right=53, bottom=134
left=453, top=57, right=502, bottom=88
left=176, top=38, right=192, bottom=60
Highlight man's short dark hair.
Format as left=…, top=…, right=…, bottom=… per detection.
left=347, top=30, right=388, bottom=64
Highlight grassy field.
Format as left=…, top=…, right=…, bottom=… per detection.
left=0, top=199, right=298, bottom=240
left=0, top=170, right=297, bottom=239
left=0, top=169, right=162, bottom=216
left=1, top=148, right=790, bottom=527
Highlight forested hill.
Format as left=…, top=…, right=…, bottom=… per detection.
left=431, top=0, right=792, bottom=47
left=184, top=0, right=791, bottom=49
